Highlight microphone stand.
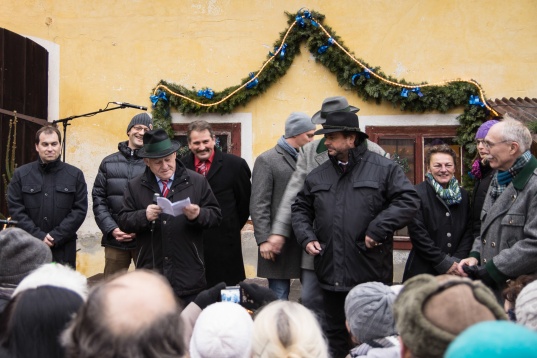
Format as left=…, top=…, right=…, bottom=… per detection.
left=52, top=103, right=141, bottom=163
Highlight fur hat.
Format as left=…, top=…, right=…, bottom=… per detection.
left=284, top=112, right=316, bottom=139
left=344, top=282, right=397, bottom=343
left=0, top=228, right=52, bottom=285
left=190, top=302, right=253, bottom=358
left=516, top=280, right=537, bottom=331
left=475, top=120, right=499, bottom=139
left=311, top=96, right=360, bottom=124
left=127, top=113, right=153, bottom=133
left=13, top=263, right=88, bottom=300
left=394, top=274, right=507, bottom=358
left=445, top=321, right=537, bottom=358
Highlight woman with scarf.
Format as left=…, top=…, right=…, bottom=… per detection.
left=403, top=144, right=474, bottom=281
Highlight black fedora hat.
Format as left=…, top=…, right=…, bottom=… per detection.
left=314, top=111, right=369, bottom=139
left=137, top=129, right=181, bottom=159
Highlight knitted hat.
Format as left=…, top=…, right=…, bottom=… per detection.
left=284, top=112, right=316, bottom=139
left=190, top=302, right=253, bottom=358
left=393, top=274, right=507, bottom=358
left=0, top=228, right=52, bottom=285
left=13, top=263, right=88, bottom=300
left=344, top=282, right=397, bottom=343
left=127, top=113, right=153, bottom=133
left=445, top=321, right=537, bottom=358
left=475, top=120, right=499, bottom=139
left=515, top=280, right=537, bottom=331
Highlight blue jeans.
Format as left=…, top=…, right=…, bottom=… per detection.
left=268, top=278, right=290, bottom=300
left=301, top=269, right=326, bottom=328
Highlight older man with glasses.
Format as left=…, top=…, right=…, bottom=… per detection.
left=459, top=114, right=537, bottom=299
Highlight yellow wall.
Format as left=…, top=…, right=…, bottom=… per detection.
left=1, top=0, right=536, bottom=276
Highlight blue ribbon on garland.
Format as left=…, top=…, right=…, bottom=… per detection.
left=246, top=72, right=259, bottom=89
left=469, top=95, right=485, bottom=107
left=351, top=69, right=371, bottom=85
left=150, top=90, right=168, bottom=107
left=269, top=43, right=287, bottom=59
left=318, top=37, right=334, bottom=54
left=400, top=88, right=409, bottom=98
left=295, top=14, right=305, bottom=27
left=412, top=87, right=424, bottom=97
left=197, top=88, right=214, bottom=99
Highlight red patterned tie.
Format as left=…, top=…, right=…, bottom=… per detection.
left=197, top=161, right=207, bottom=176
left=161, top=180, right=169, bottom=197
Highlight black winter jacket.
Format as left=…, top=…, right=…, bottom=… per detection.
left=292, top=143, right=419, bottom=291
left=118, top=159, right=222, bottom=297
left=7, top=159, right=88, bottom=267
left=92, top=141, right=147, bottom=250
left=403, top=181, right=474, bottom=281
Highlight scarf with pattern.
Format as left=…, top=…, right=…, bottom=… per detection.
left=426, top=172, right=462, bottom=206
left=489, top=150, right=532, bottom=200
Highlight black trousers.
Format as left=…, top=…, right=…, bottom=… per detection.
left=321, top=289, right=352, bottom=358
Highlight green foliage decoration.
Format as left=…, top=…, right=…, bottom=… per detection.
left=150, top=9, right=497, bottom=187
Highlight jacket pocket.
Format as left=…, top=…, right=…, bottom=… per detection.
left=353, top=180, right=382, bottom=215
left=311, top=183, right=332, bottom=193
left=501, top=214, right=525, bottom=247
left=55, top=185, right=76, bottom=209
left=22, top=185, right=42, bottom=208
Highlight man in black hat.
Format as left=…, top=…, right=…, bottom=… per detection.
left=291, top=111, right=419, bottom=358
left=118, top=129, right=222, bottom=304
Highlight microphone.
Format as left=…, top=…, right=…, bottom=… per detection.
left=0, top=219, right=18, bottom=225
left=113, top=102, right=147, bottom=111
left=152, top=193, right=160, bottom=226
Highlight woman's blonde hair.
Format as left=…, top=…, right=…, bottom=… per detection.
left=251, top=301, right=328, bottom=358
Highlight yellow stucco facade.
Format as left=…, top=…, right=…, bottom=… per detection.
left=1, top=0, right=536, bottom=277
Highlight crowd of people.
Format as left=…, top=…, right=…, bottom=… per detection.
left=1, top=95, right=537, bottom=357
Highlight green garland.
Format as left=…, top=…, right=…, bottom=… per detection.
left=151, top=9, right=494, bottom=188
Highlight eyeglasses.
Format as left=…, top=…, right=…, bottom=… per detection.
left=131, top=125, right=149, bottom=132
left=483, top=140, right=511, bottom=149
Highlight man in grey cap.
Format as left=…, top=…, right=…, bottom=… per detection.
left=292, top=111, right=419, bottom=357
left=118, top=129, right=222, bottom=304
left=269, top=97, right=389, bottom=319
left=250, top=112, right=316, bottom=299
left=0, top=227, right=53, bottom=313
left=92, top=112, right=153, bottom=278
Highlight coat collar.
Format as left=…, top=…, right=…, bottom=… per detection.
left=275, top=144, right=297, bottom=170
left=512, top=156, right=537, bottom=190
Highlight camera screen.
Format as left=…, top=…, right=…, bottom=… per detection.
left=220, top=286, right=241, bottom=303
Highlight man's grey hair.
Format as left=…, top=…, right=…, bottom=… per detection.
left=500, top=114, right=533, bottom=152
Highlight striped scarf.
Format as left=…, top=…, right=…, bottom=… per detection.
left=426, top=173, right=462, bottom=206
left=489, top=150, right=532, bottom=200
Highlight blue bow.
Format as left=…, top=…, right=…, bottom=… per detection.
left=412, top=87, right=424, bottom=97
left=400, top=88, right=409, bottom=98
left=150, top=91, right=168, bottom=107
left=351, top=69, right=371, bottom=84
left=246, top=72, right=258, bottom=89
left=197, top=88, right=214, bottom=99
left=318, top=37, right=334, bottom=54
left=296, top=14, right=305, bottom=27
left=469, top=95, right=485, bottom=107
left=279, top=43, right=287, bottom=59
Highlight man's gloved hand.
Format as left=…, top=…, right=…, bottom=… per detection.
left=194, top=282, right=226, bottom=309
left=463, top=265, right=496, bottom=288
left=239, top=281, right=278, bottom=311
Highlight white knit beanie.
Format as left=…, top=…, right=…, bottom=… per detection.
left=516, top=280, right=537, bottom=331
left=190, top=302, right=253, bottom=358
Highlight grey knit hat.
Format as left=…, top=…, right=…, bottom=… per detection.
left=127, top=113, right=153, bottom=134
left=515, top=280, right=537, bottom=331
left=0, top=228, right=53, bottom=285
left=394, top=274, right=507, bottom=358
left=344, top=282, right=397, bottom=343
left=284, top=112, right=316, bottom=139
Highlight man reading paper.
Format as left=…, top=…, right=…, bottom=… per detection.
left=118, top=129, right=222, bottom=304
